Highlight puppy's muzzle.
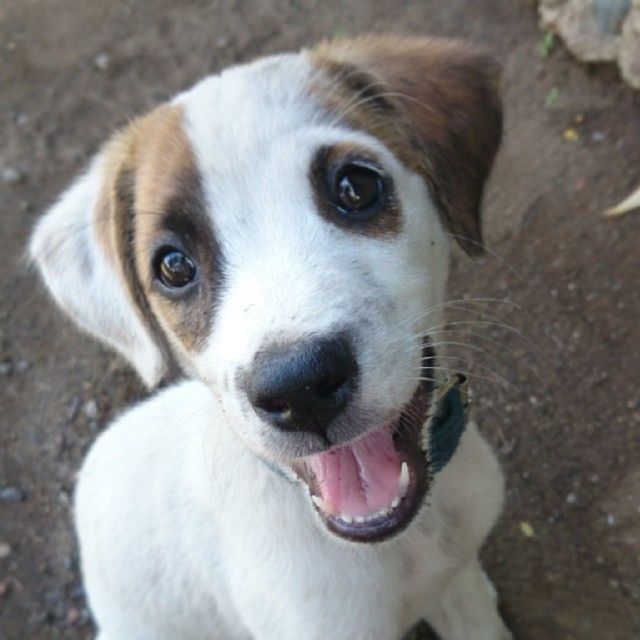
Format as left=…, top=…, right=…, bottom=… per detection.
left=244, top=334, right=358, bottom=440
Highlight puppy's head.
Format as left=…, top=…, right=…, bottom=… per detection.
left=31, top=36, right=502, bottom=542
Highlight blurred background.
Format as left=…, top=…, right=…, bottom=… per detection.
left=1, top=1, right=639, bottom=638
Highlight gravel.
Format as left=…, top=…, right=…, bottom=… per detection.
left=0, top=486, right=26, bottom=503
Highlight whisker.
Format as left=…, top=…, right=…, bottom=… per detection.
left=394, top=297, right=519, bottom=332
left=423, top=330, right=549, bottom=386
left=420, top=357, right=517, bottom=391
left=414, top=369, right=514, bottom=390
left=421, top=320, right=551, bottom=369
left=417, top=319, right=523, bottom=341
left=445, top=232, right=527, bottom=284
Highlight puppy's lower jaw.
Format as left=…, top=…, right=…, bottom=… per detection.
left=297, top=381, right=432, bottom=543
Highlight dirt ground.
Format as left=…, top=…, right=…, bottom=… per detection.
left=1, top=1, right=639, bottom=638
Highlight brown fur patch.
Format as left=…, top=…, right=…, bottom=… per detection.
left=93, top=104, right=219, bottom=365
left=309, top=141, right=401, bottom=236
left=309, top=35, right=503, bottom=255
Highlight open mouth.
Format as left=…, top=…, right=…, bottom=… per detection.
left=298, top=378, right=433, bottom=543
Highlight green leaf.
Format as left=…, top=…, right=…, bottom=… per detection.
left=538, top=31, right=555, bottom=58
left=544, top=86, right=559, bottom=109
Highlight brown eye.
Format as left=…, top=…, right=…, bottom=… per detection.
left=334, top=165, right=383, bottom=215
left=154, top=248, right=197, bottom=289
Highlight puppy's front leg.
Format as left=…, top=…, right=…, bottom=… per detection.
left=424, top=559, right=511, bottom=640
left=226, top=547, right=406, bottom=640
left=231, top=586, right=404, bottom=640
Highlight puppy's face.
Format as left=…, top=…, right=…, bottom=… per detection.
left=31, top=37, right=502, bottom=542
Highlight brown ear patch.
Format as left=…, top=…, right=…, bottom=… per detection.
left=309, top=35, right=503, bottom=255
left=94, top=104, right=220, bottom=367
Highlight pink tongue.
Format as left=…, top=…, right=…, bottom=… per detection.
left=307, top=429, right=401, bottom=517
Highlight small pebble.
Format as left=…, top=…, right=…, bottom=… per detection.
left=0, top=361, right=13, bottom=376
left=66, top=396, right=81, bottom=422
left=566, top=492, right=577, bottom=504
left=607, top=514, right=616, bottom=526
left=1, top=167, right=24, bottom=184
left=0, top=543, right=11, bottom=559
left=519, top=521, right=535, bottom=538
left=0, top=486, right=25, bottom=503
left=66, top=606, right=80, bottom=625
left=563, top=128, right=580, bottom=142
left=94, top=53, right=111, bottom=71
left=15, top=360, right=29, bottom=373
left=83, top=399, right=98, bottom=420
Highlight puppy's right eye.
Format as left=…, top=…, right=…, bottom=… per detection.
left=154, top=247, right=197, bottom=289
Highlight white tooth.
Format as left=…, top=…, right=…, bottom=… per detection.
left=355, top=516, right=366, bottom=524
left=341, top=514, right=354, bottom=524
left=391, top=496, right=400, bottom=509
left=311, top=495, right=329, bottom=512
left=399, top=462, right=410, bottom=496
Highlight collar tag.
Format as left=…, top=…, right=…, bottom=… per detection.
left=428, top=373, right=469, bottom=474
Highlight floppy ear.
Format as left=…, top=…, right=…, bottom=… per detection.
left=29, top=134, right=167, bottom=387
left=312, top=36, right=503, bottom=255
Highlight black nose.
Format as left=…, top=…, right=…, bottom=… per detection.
left=244, top=335, right=358, bottom=439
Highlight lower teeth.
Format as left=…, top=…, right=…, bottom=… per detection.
left=336, top=496, right=404, bottom=525
left=313, top=462, right=411, bottom=525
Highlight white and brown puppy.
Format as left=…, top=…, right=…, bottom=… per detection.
left=31, top=36, right=510, bottom=640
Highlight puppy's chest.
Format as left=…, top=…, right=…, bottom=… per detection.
left=240, top=474, right=444, bottom=590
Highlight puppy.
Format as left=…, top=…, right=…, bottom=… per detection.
left=30, top=36, right=510, bottom=640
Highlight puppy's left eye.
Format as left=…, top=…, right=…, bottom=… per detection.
left=154, top=247, right=197, bottom=289
left=333, top=165, right=383, bottom=216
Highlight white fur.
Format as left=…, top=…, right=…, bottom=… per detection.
left=32, top=47, right=510, bottom=639
left=29, top=155, right=165, bottom=387
left=77, top=381, right=508, bottom=640
left=175, top=56, right=450, bottom=460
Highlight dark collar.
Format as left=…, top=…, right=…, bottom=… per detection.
left=427, top=373, right=469, bottom=474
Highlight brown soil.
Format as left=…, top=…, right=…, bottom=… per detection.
left=1, top=1, right=639, bottom=638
